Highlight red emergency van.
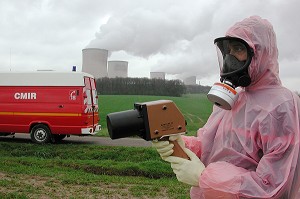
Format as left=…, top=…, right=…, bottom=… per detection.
left=0, top=71, right=100, bottom=143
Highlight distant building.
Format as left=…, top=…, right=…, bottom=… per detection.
left=108, top=61, right=128, bottom=78
left=184, top=76, right=197, bottom=85
left=150, top=72, right=165, bottom=79
left=82, top=48, right=108, bottom=78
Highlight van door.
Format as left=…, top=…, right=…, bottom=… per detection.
left=90, top=78, right=98, bottom=127
left=84, top=77, right=99, bottom=129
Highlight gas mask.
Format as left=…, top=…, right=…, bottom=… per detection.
left=207, top=37, right=254, bottom=110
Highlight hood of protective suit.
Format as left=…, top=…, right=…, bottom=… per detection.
left=225, top=16, right=281, bottom=90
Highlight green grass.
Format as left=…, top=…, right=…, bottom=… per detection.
left=98, top=94, right=212, bottom=136
left=0, top=142, right=190, bottom=198
left=0, top=94, right=213, bottom=198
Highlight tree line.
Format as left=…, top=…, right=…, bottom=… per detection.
left=96, top=77, right=211, bottom=97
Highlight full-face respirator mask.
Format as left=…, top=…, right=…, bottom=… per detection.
left=207, top=37, right=254, bottom=110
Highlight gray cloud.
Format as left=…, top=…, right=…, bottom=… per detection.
left=0, top=0, right=300, bottom=91
left=87, top=2, right=215, bottom=57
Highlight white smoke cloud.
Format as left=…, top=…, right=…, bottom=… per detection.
left=0, top=0, right=300, bottom=91
left=86, top=1, right=219, bottom=79
left=86, top=0, right=300, bottom=86
left=87, top=5, right=213, bottom=57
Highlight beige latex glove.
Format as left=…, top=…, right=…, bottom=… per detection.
left=165, top=148, right=205, bottom=187
left=152, top=139, right=174, bottom=160
left=168, top=134, right=185, bottom=149
left=152, top=135, right=185, bottom=160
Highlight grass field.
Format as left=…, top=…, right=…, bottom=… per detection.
left=98, top=94, right=213, bottom=137
left=0, top=94, right=213, bottom=198
left=0, top=142, right=193, bottom=199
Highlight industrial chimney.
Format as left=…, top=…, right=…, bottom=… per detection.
left=108, top=61, right=128, bottom=78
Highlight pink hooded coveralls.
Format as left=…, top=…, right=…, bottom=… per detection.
left=182, top=16, right=300, bottom=199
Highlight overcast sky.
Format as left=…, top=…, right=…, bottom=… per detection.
left=0, top=0, right=299, bottom=92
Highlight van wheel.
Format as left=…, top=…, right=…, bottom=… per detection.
left=30, top=124, right=51, bottom=144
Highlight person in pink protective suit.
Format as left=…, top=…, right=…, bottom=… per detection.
left=153, top=16, right=300, bottom=199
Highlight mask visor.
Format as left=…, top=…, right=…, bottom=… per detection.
left=214, top=37, right=252, bottom=77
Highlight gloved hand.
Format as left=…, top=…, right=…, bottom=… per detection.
left=168, top=134, right=185, bottom=149
left=152, top=135, right=185, bottom=160
left=152, top=139, right=174, bottom=160
left=165, top=148, right=205, bottom=187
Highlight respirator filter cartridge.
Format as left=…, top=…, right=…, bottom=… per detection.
left=207, top=82, right=238, bottom=110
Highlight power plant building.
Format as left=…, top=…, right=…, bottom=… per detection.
left=107, top=61, right=128, bottom=78
left=82, top=48, right=108, bottom=78
left=150, top=72, right=165, bottom=80
left=184, top=76, right=197, bottom=85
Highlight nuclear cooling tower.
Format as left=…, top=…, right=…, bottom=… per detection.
left=82, top=48, right=108, bottom=78
left=184, top=76, right=197, bottom=85
left=150, top=72, right=165, bottom=80
left=107, top=61, right=128, bottom=78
